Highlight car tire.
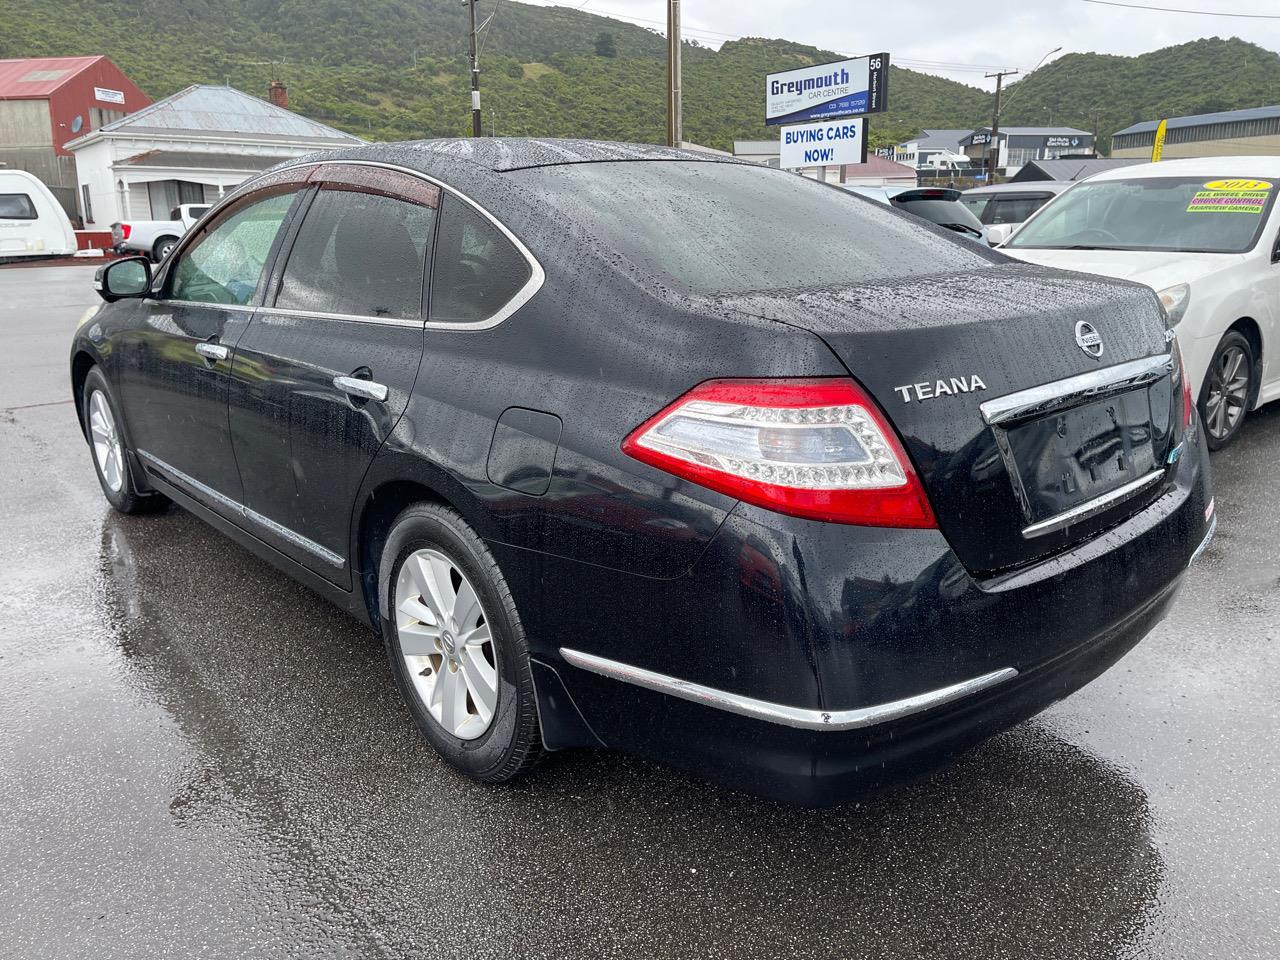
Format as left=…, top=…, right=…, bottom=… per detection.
left=153, top=237, right=178, bottom=262
left=1198, top=330, right=1255, bottom=451
left=379, top=502, right=542, bottom=783
left=82, top=367, right=165, bottom=514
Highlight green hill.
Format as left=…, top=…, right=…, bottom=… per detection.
left=999, top=37, right=1280, bottom=150
left=0, top=0, right=988, bottom=148
left=2, top=2, right=1279, bottom=154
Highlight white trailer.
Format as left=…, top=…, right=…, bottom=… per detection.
left=0, top=170, right=77, bottom=261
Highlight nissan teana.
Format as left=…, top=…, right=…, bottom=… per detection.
left=71, top=140, right=1214, bottom=804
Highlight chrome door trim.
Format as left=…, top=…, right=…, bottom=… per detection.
left=559, top=648, right=1018, bottom=731
left=1019, top=469, right=1165, bottom=539
left=980, top=354, right=1174, bottom=427
left=137, top=449, right=345, bottom=568
left=333, top=375, right=389, bottom=402
left=157, top=299, right=257, bottom=314
left=258, top=158, right=546, bottom=332
left=259, top=305, right=425, bottom=328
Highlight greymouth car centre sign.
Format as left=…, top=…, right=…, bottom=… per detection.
left=765, top=53, right=890, bottom=126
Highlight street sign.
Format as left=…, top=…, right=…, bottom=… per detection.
left=779, top=118, right=867, bottom=169
left=765, top=53, right=889, bottom=127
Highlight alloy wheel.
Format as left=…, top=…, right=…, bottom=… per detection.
left=394, top=548, right=499, bottom=740
left=1204, top=344, right=1250, bottom=441
left=89, top=390, right=125, bottom=492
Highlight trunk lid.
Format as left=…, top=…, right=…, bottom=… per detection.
left=716, top=263, right=1180, bottom=574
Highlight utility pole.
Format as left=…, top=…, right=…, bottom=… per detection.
left=666, top=0, right=683, bottom=147
left=984, top=69, right=1018, bottom=181
left=466, top=0, right=482, bottom=137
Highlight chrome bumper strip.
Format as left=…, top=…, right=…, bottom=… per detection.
left=1020, top=469, right=1165, bottom=539
left=137, top=449, right=345, bottom=568
left=559, top=648, right=1018, bottom=732
left=1189, top=513, right=1217, bottom=567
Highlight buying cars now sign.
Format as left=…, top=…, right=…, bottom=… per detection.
left=765, top=54, right=890, bottom=127
left=779, top=118, right=866, bottom=169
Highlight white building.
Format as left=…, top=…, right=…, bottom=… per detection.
left=66, top=83, right=363, bottom=228
left=892, top=129, right=972, bottom=170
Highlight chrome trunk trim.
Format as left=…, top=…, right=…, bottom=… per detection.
left=980, top=354, right=1173, bottom=427
left=1020, top=469, right=1165, bottom=539
left=559, top=648, right=1018, bottom=731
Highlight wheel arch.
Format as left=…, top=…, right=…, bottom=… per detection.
left=1227, top=316, right=1264, bottom=408
left=355, top=477, right=453, bottom=629
left=70, top=349, right=98, bottom=440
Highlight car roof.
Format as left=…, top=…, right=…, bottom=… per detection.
left=1084, top=156, right=1280, bottom=182
left=963, top=181, right=1073, bottom=196
left=307, top=137, right=738, bottom=174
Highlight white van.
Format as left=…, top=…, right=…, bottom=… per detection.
left=0, top=170, right=77, bottom=261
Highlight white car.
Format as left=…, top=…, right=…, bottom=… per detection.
left=997, top=156, right=1280, bottom=448
left=112, top=202, right=210, bottom=262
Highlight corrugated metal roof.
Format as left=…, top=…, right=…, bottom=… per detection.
left=1113, top=104, right=1280, bottom=137
left=902, top=128, right=972, bottom=153
left=0, top=56, right=103, bottom=98
left=839, top=155, right=917, bottom=176
left=1010, top=158, right=1146, bottom=182
left=733, top=140, right=780, bottom=154
left=90, top=84, right=362, bottom=144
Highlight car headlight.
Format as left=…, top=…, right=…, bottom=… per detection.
left=1156, top=283, right=1191, bottom=327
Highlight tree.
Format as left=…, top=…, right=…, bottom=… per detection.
left=594, top=32, right=617, bottom=59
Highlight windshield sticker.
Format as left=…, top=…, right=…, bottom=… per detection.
left=1188, top=182, right=1271, bottom=214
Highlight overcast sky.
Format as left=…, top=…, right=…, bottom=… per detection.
left=518, top=0, right=1280, bottom=90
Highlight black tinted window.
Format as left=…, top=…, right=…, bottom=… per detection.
left=514, top=162, right=990, bottom=294
left=277, top=188, right=435, bottom=319
left=989, top=195, right=1049, bottom=224
left=0, top=194, right=37, bottom=219
left=430, top=195, right=532, bottom=324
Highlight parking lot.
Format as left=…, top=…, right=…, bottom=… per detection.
left=1, top=264, right=1277, bottom=959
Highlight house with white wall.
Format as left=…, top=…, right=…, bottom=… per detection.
left=66, top=83, right=363, bottom=228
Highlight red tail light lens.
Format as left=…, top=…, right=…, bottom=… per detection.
left=119, top=223, right=132, bottom=240
left=622, top=378, right=937, bottom=528
left=1173, top=338, right=1194, bottom=432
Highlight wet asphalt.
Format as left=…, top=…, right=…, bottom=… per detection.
left=1, top=265, right=1277, bottom=959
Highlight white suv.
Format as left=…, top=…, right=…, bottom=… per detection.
left=997, top=156, right=1280, bottom=448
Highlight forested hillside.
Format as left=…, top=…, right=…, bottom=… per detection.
left=2, top=0, right=1279, bottom=152
left=998, top=37, right=1280, bottom=145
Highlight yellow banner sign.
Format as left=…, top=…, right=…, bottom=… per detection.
left=1151, top=119, right=1167, bottom=162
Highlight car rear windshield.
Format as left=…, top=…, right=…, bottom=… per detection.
left=512, top=161, right=991, bottom=294
left=890, top=195, right=985, bottom=233
left=1008, top=176, right=1278, bottom=253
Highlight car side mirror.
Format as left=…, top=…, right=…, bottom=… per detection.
left=95, top=257, right=152, bottom=303
left=985, top=223, right=1014, bottom=247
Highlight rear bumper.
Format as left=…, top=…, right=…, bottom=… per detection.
left=504, top=420, right=1213, bottom=805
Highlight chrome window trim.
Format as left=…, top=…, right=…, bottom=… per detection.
left=559, top=648, right=1018, bottom=731
left=138, top=450, right=345, bottom=568
left=153, top=299, right=256, bottom=313
left=979, top=354, right=1174, bottom=427
left=1020, top=468, right=1165, bottom=539
left=260, top=305, right=425, bottom=329
left=261, top=158, right=546, bottom=332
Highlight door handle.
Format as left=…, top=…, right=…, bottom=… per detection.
left=333, top=375, right=389, bottom=403
left=195, top=341, right=229, bottom=362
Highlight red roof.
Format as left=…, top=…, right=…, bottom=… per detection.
left=0, top=56, right=107, bottom=98
left=839, top=155, right=918, bottom=178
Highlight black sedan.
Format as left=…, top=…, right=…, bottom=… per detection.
left=72, top=140, right=1215, bottom=805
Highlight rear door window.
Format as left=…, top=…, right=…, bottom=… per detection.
left=169, top=190, right=296, bottom=306
left=276, top=186, right=436, bottom=320
left=429, top=194, right=532, bottom=324
left=988, top=195, right=1050, bottom=224
left=0, top=194, right=38, bottom=220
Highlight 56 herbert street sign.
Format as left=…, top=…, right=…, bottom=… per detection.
left=765, top=53, right=890, bottom=126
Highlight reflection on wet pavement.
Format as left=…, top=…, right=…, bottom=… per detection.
left=1, top=268, right=1277, bottom=958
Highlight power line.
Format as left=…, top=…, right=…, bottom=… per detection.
left=1079, top=0, right=1280, bottom=17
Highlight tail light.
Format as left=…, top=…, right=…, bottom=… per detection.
left=622, top=378, right=937, bottom=528
left=1172, top=338, right=1194, bottom=432
left=118, top=223, right=132, bottom=240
